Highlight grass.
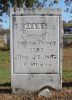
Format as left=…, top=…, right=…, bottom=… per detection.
left=0, top=51, right=11, bottom=83
left=0, top=36, right=10, bottom=83
left=63, top=70, right=72, bottom=81
left=63, top=47, right=72, bottom=81
left=63, top=35, right=72, bottom=46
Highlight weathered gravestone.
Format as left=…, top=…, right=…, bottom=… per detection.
left=10, top=8, right=63, bottom=93
left=4, top=33, right=10, bottom=47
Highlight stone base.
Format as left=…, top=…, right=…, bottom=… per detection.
left=11, top=74, right=62, bottom=94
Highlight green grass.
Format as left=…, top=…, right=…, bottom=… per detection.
left=63, top=70, right=72, bottom=81
left=0, top=50, right=11, bottom=83
left=63, top=35, right=72, bottom=44
left=64, top=23, right=72, bottom=28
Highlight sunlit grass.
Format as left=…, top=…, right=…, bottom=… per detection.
left=63, top=70, right=72, bottom=81
left=0, top=51, right=11, bottom=83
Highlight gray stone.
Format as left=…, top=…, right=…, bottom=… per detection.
left=4, top=33, right=10, bottom=46
left=10, top=8, right=62, bottom=93
left=38, top=89, right=52, bottom=97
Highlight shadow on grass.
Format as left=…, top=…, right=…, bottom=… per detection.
left=0, top=82, right=72, bottom=94
left=62, top=82, right=72, bottom=87
left=0, top=83, right=11, bottom=94
left=0, top=83, right=11, bottom=87
left=0, top=47, right=10, bottom=51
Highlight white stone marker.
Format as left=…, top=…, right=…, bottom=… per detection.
left=10, top=8, right=62, bottom=93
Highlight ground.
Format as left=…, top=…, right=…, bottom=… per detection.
left=0, top=85, right=72, bottom=100
left=0, top=36, right=72, bottom=99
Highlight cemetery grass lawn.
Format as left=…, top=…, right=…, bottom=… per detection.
left=0, top=50, right=10, bottom=83
left=0, top=36, right=10, bottom=83
left=63, top=47, right=72, bottom=81
left=63, top=70, right=72, bottom=81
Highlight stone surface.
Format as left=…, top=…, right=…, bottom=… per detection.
left=4, top=33, right=10, bottom=46
left=12, top=16, right=59, bottom=74
left=10, top=8, right=62, bottom=93
left=38, top=89, right=52, bottom=97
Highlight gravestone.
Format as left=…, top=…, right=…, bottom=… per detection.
left=10, top=8, right=63, bottom=93
left=4, top=33, right=10, bottom=46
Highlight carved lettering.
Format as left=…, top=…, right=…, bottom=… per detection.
left=24, top=23, right=47, bottom=29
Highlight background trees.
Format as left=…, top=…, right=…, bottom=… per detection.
left=0, top=0, right=72, bottom=15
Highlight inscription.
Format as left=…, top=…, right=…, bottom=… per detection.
left=13, top=16, right=59, bottom=73
left=23, top=23, right=47, bottom=29
left=15, top=54, right=57, bottom=60
left=17, top=40, right=56, bottom=47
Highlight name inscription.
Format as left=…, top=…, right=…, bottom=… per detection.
left=23, top=23, right=47, bottom=29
